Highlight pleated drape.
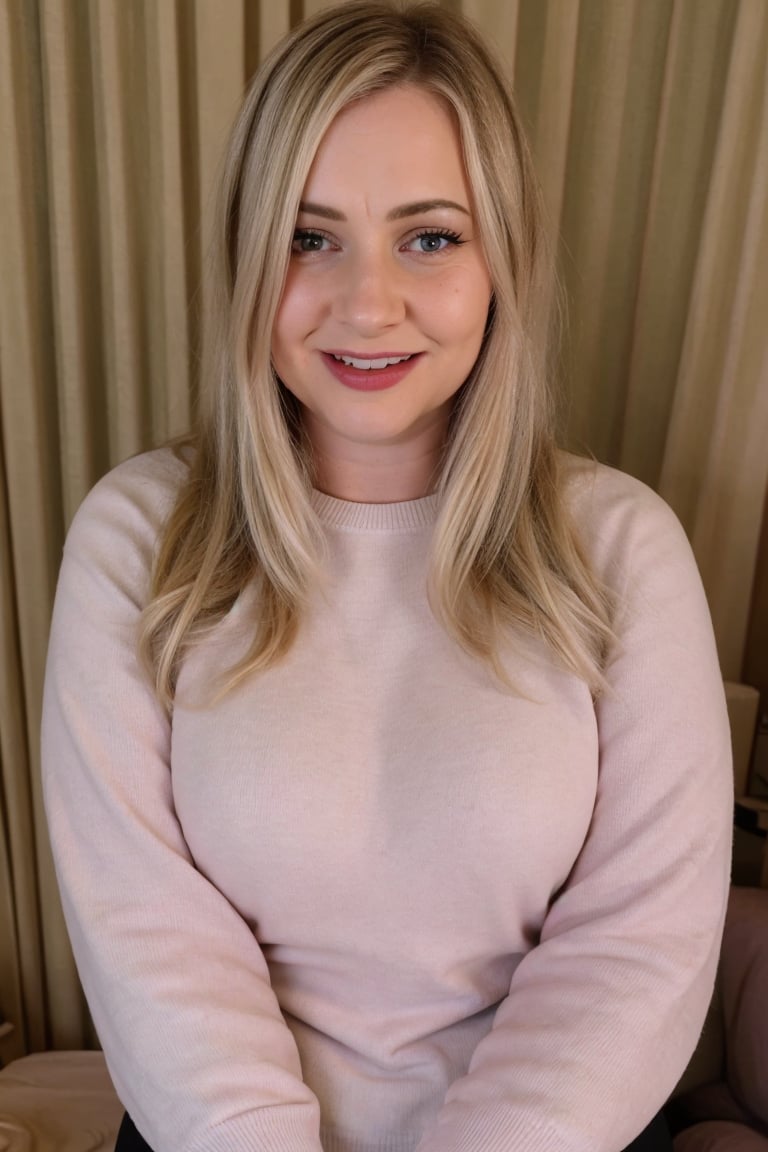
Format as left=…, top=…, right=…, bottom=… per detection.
left=660, top=0, right=768, bottom=681
left=0, top=0, right=766, bottom=1057
left=513, top=0, right=768, bottom=679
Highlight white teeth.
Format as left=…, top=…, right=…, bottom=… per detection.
left=332, top=354, right=413, bottom=370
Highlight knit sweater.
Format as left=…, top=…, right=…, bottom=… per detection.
left=42, top=447, right=733, bottom=1152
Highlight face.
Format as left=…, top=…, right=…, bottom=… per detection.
left=271, top=84, right=493, bottom=499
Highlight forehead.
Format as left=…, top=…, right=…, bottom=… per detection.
left=301, top=84, right=471, bottom=206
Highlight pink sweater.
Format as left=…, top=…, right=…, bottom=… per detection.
left=42, top=448, right=733, bottom=1152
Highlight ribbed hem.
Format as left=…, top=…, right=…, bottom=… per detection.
left=319, top=1108, right=581, bottom=1152
left=187, top=1105, right=324, bottom=1152
left=321, top=1127, right=422, bottom=1152
left=411, top=1103, right=583, bottom=1152
left=311, top=490, right=439, bottom=532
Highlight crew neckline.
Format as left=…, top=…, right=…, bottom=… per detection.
left=311, top=489, right=439, bottom=532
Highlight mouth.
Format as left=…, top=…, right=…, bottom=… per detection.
left=320, top=351, right=423, bottom=392
left=326, top=352, right=418, bottom=371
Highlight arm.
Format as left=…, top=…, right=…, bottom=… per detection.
left=414, top=467, right=733, bottom=1152
left=42, top=451, right=324, bottom=1152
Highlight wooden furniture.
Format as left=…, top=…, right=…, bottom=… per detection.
left=0, top=1050, right=122, bottom=1151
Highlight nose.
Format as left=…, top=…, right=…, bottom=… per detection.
left=331, top=247, right=406, bottom=333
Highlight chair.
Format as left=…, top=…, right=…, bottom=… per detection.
left=667, top=885, right=768, bottom=1150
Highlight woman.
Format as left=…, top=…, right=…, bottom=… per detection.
left=42, top=4, right=733, bottom=1152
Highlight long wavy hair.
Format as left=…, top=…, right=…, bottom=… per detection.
left=139, top=0, right=614, bottom=708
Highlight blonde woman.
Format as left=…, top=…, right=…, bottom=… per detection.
left=42, top=4, right=732, bottom=1152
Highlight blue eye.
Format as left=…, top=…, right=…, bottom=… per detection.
left=406, top=230, right=464, bottom=254
left=292, top=230, right=332, bottom=253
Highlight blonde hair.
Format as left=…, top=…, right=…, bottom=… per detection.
left=139, top=0, right=614, bottom=708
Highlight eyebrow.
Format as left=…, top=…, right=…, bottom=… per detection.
left=298, top=199, right=471, bottom=221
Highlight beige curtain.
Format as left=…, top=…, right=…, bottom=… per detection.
left=1, top=0, right=766, bottom=1058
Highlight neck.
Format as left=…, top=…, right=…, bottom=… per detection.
left=304, top=409, right=450, bottom=503
left=313, top=453, right=442, bottom=503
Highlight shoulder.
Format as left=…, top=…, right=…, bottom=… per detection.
left=69, top=443, right=190, bottom=532
left=559, top=451, right=681, bottom=537
left=558, top=452, right=692, bottom=588
left=557, top=454, right=718, bottom=663
left=61, top=444, right=191, bottom=607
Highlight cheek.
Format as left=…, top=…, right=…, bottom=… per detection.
left=429, top=269, right=492, bottom=350
left=274, top=275, right=321, bottom=345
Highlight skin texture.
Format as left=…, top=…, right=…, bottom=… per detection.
left=271, top=84, right=493, bottom=503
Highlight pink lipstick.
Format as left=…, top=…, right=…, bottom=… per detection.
left=321, top=351, right=422, bottom=392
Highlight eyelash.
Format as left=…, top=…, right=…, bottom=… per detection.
left=409, top=228, right=465, bottom=252
left=290, top=229, right=334, bottom=254
left=291, top=227, right=466, bottom=254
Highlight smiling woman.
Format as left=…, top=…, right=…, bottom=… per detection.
left=40, top=4, right=732, bottom=1152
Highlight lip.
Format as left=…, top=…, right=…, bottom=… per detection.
left=321, top=351, right=423, bottom=392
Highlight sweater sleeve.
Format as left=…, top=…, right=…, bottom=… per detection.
left=413, top=466, right=733, bottom=1152
left=41, top=451, right=324, bottom=1152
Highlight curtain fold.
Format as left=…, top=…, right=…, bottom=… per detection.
left=555, top=0, right=676, bottom=458
left=1, top=0, right=766, bottom=1056
left=619, top=0, right=738, bottom=488
left=1, top=0, right=74, bottom=1053
left=0, top=425, right=41, bottom=1063
left=659, top=0, right=768, bottom=679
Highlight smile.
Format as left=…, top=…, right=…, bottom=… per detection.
left=331, top=353, right=415, bottom=371
left=321, top=351, right=423, bottom=392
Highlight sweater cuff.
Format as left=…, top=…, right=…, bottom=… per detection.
left=413, top=1103, right=590, bottom=1152
left=187, top=1104, right=325, bottom=1152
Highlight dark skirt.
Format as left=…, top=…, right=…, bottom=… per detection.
left=115, top=1106, right=675, bottom=1151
